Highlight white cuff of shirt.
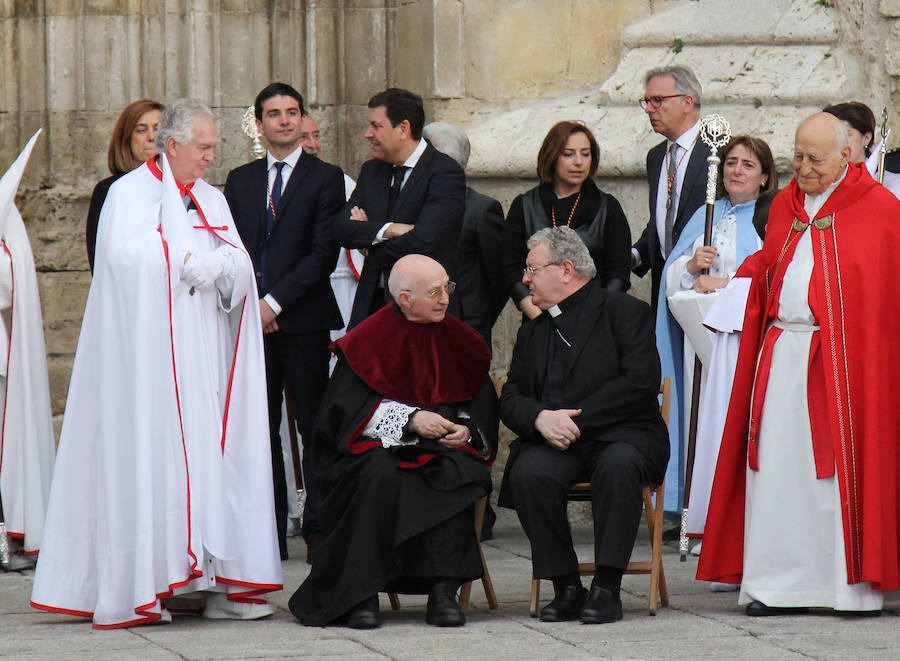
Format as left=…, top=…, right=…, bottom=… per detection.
left=373, top=223, right=392, bottom=245
left=680, top=269, right=699, bottom=290
left=632, top=248, right=642, bottom=268
left=263, top=294, right=282, bottom=316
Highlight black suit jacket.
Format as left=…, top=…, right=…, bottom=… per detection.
left=457, top=187, right=505, bottom=343
left=633, top=138, right=711, bottom=311
left=335, top=143, right=466, bottom=328
left=498, top=280, right=669, bottom=506
left=224, top=151, right=345, bottom=334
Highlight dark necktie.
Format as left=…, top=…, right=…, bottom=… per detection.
left=664, top=142, right=679, bottom=257
left=261, top=161, right=286, bottom=293
left=388, top=165, right=409, bottom=215
left=267, top=161, right=286, bottom=235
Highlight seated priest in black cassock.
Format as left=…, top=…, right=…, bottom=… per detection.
left=288, top=254, right=497, bottom=630
left=499, top=226, right=669, bottom=624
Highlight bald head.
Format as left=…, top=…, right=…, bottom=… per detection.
left=792, top=112, right=852, bottom=195
left=388, top=255, right=451, bottom=323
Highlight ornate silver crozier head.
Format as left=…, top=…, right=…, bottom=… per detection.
left=699, top=113, right=732, bottom=155
left=699, top=114, right=733, bottom=204
left=241, top=105, right=266, bottom=159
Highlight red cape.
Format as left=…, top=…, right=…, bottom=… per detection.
left=697, top=162, right=900, bottom=590
left=334, top=303, right=491, bottom=409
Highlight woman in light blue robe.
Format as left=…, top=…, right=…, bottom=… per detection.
left=654, top=136, right=777, bottom=513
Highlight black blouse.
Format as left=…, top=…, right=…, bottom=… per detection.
left=85, top=172, right=124, bottom=272
left=501, top=180, right=632, bottom=305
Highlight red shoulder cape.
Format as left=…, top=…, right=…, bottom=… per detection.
left=697, top=162, right=900, bottom=590
left=334, top=303, right=491, bottom=409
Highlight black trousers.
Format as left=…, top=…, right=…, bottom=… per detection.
left=508, top=440, right=655, bottom=578
left=264, top=329, right=330, bottom=557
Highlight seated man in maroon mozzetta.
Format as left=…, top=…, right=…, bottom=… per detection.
left=289, top=254, right=497, bottom=629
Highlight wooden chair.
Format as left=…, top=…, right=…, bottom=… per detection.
left=387, top=495, right=498, bottom=613
left=529, top=378, right=672, bottom=617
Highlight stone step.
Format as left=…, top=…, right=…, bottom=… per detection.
left=622, top=0, right=837, bottom=48
left=598, top=44, right=855, bottom=107
left=468, top=103, right=817, bottom=180
left=466, top=0, right=856, bottom=179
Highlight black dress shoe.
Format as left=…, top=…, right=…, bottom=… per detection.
left=745, top=600, right=809, bottom=617
left=347, top=595, right=381, bottom=629
left=426, top=579, right=465, bottom=627
left=580, top=586, right=623, bottom=624
left=540, top=584, right=587, bottom=622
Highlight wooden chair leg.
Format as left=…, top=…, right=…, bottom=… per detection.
left=387, top=593, right=400, bottom=610
left=458, top=582, right=472, bottom=612
left=653, top=482, right=669, bottom=608
left=458, top=496, right=498, bottom=612
left=529, top=578, right=541, bottom=617
left=647, top=482, right=668, bottom=614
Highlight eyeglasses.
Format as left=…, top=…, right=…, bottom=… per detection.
left=523, top=262, right=560, bottom=276
left=638, top=94, right=686, bottom=110
left=424, top=280, right=456, bottom=301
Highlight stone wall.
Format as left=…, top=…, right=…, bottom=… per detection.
left=2, top=0, right=899, bottom=425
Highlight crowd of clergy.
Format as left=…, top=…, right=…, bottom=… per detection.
left=2, top=62, right=900, bottom=631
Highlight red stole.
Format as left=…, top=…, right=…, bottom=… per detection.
left=698, top=162, right=900, bottom=590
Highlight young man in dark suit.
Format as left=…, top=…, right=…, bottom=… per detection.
left=224, top=82, right=345, bottom=562
left=499, top=227, right=669, bottom=625
left=632, top=65, right=710, bottom=312
left=334, top=88, right=466, bottom=329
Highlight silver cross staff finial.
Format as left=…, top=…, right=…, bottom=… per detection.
left=882, top=107, right=889, bottom=141
left=699, top=114, right=732, bottom=205
left=241, top=105, right=267, bottom=159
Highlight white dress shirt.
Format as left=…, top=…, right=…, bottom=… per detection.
left=374, top=138, right=428, bottom=243
left=262, top=145, right=305, bottom=314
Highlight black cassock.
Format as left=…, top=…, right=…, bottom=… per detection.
left=289, top=304, right=497, bottom=626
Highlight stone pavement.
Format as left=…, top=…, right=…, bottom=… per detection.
left=2, top=506, right=899, bottom=661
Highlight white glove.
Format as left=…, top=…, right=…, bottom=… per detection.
left=181, top=251, right=227, bottom=292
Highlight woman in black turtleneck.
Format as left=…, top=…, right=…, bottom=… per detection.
left=502, top=121, right=632, bottom=319
left=85, top=99, right=164, bottom=272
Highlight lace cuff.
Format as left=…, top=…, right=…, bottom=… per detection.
left=363, top=400, right=419, bottom=448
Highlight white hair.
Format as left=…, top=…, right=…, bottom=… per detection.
left=527, top=226, right=597, bottom=279
left=155, top=98, right=215, bottom=150
left=422, top=122, right=471, bottom=170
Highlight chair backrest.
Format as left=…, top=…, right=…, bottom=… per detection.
left=659, top=377, right=672, bottom=429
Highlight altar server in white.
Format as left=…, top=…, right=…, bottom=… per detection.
left=0, top=130, right=55, bottom=569
left=31, top=99, right=281, bottom=628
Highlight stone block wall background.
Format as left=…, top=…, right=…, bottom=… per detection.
left=2, top=0, right=899, bottom=429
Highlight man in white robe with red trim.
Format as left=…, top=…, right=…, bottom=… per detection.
left=0, top=130, right=55, bottom=570
left=697, top=113, right=900, bottom=615
left=31, top=99, right=281, bottom=628
left=289, top=254, right=496, bottom=629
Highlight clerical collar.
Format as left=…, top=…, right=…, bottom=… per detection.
left=547, top=279, right=593, bottom=318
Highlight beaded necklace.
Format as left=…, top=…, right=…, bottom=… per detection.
left=551, top=191, right=581, bottom=227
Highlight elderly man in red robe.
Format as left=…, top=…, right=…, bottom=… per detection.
left=697, top=112, right=900, bottom=615
left=289, top=254, right=497, bottom=630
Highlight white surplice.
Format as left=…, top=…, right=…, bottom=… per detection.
left=0, top=131, right=55, bottom=555
left=739, top=229, right=882, bottom=610
left=685, top=277, right=751, bottom=536
left=31, top=155, right=281, bottom=628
